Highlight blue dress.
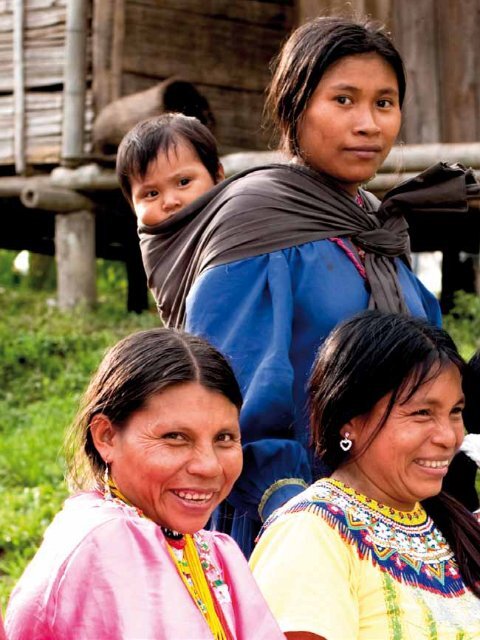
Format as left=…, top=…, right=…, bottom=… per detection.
left=185, top=238, right=441, bottom=556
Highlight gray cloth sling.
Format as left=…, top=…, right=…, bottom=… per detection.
left=139, top=162, right=479, bottom=328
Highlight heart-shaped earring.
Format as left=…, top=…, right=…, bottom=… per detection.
left=339, top=432, right=352, bottom=452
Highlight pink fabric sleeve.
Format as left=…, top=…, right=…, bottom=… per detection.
left=7, top=517, right=218, bottom=640
left=6, top=493, right=284, bottom=640
left=48, top=518, right=215, bottom=640
left=0, top=613, right=6, bottom=640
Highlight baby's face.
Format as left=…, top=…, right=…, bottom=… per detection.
left=131, top=142, right=220, bottom=225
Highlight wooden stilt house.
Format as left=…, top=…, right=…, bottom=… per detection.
left=0, top=0, right=479, bottom=310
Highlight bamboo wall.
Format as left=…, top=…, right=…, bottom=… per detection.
left=298, top=0, right=480, bottom=145
left=93, top=0, right=295, bottom=153
left=391, top=0, right=480, bottom=144
left=0, top=0, right=479, bottom=168
left=0, top=0, right=93, bottom=168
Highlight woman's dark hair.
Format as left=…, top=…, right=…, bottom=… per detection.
left=266, top=16, right=406, bottom=156
left=309, top=311, right=463, bottom=468
left=116, top=113, right=222, bottom=206
left=66, top=328, right=242, bottom=490
left=309, top=310, right=480, bottom=597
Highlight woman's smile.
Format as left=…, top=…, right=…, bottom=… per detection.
left=334, top=364, right=464, bottom=511
left=102, top=381, right=243, bottom=533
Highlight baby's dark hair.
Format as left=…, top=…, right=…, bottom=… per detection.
left=116, top=113, right=222, bottom=206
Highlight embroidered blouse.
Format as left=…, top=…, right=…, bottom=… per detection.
left=250, top=478, right=480, bottom=639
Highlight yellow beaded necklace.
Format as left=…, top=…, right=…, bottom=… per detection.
left=165, top=535, right=229, bottom=640
left=105, top=476, right=230, bottom=640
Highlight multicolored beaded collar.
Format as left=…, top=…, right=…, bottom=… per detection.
left=263, top=478, right=464, bottom=596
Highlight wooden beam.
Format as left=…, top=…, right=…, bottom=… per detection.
left=50, top=164, right=119, bottom=191
left=222, top=142, right=480, bottom=176
left=0, top=175, right=50, bottom=197
left=21, top=185, right=94, bottom=212
left=382, top=143, right=480, bottom=172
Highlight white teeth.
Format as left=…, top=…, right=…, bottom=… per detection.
left=416, top=460, right=449, bottom=469
left=174, top=490, right=213, bottom=501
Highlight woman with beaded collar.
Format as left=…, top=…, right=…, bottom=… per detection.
left=250, top=311, right=480, bottom=639
left=5, top=328, right=283, bottom=640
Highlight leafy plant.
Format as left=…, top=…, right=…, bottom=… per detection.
left=443, top=291, right=480, bottom=360
left=0, top=250, right=158, bottom=612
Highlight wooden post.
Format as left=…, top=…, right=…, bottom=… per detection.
left=436, top=0, right=480, bottom=142
left=59, top=0, right=95, bottom=309
left=13, top=0, right=25, bottom=174
left=111, top=0, right=125, bottom=102
left=62, top=0, right=88, bottom=165
left=55, top=211, right=96, bottom=310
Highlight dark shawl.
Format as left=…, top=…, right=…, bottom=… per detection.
left=139, top=161, right=479, bottom=328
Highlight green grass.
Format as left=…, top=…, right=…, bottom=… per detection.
left=0, top=251, right=158, bottom=611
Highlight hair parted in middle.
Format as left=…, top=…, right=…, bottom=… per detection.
left=116, top=113, right=222, bottom=206
left=65, top=327, right=242, bottom=490
left=265, top=16, right=406, bottom=157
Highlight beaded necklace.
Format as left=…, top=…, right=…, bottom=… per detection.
left=104, top=477, right=232, bottom=640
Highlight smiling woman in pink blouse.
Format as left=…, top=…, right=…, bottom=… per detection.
left=6, top=328, right=283, bottom=640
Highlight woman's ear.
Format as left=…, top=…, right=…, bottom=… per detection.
left=340, top=415, right=363, bottom=441
left=216, top=162, right=225, bottom=183
left=89, top=414, right=118, bottom=464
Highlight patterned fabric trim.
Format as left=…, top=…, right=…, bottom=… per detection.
left=383, top=572, right=404, bottom=640
left=258, top=478, right=308, bottom=522
left=100, top=489, right=232, bottom=606
left=327, top=479, right=427, bottom=525
left=263, top=478, right=465, bottom=597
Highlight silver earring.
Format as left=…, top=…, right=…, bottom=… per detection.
left=103, top=462, right=113, bottom=500
left=340, top=432, right=352, bottom=452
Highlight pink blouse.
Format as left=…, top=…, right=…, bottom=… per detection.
left=6, top=491, right=284, bottom=639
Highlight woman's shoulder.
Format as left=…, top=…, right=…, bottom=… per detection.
left=10, top=492, right=162, bottom=598
left=50, top=491, right=147, bottom=538
left=221, top=164, right=295, bottom=198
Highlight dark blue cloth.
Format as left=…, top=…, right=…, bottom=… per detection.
left=186, top=238, right=441, bottom=557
